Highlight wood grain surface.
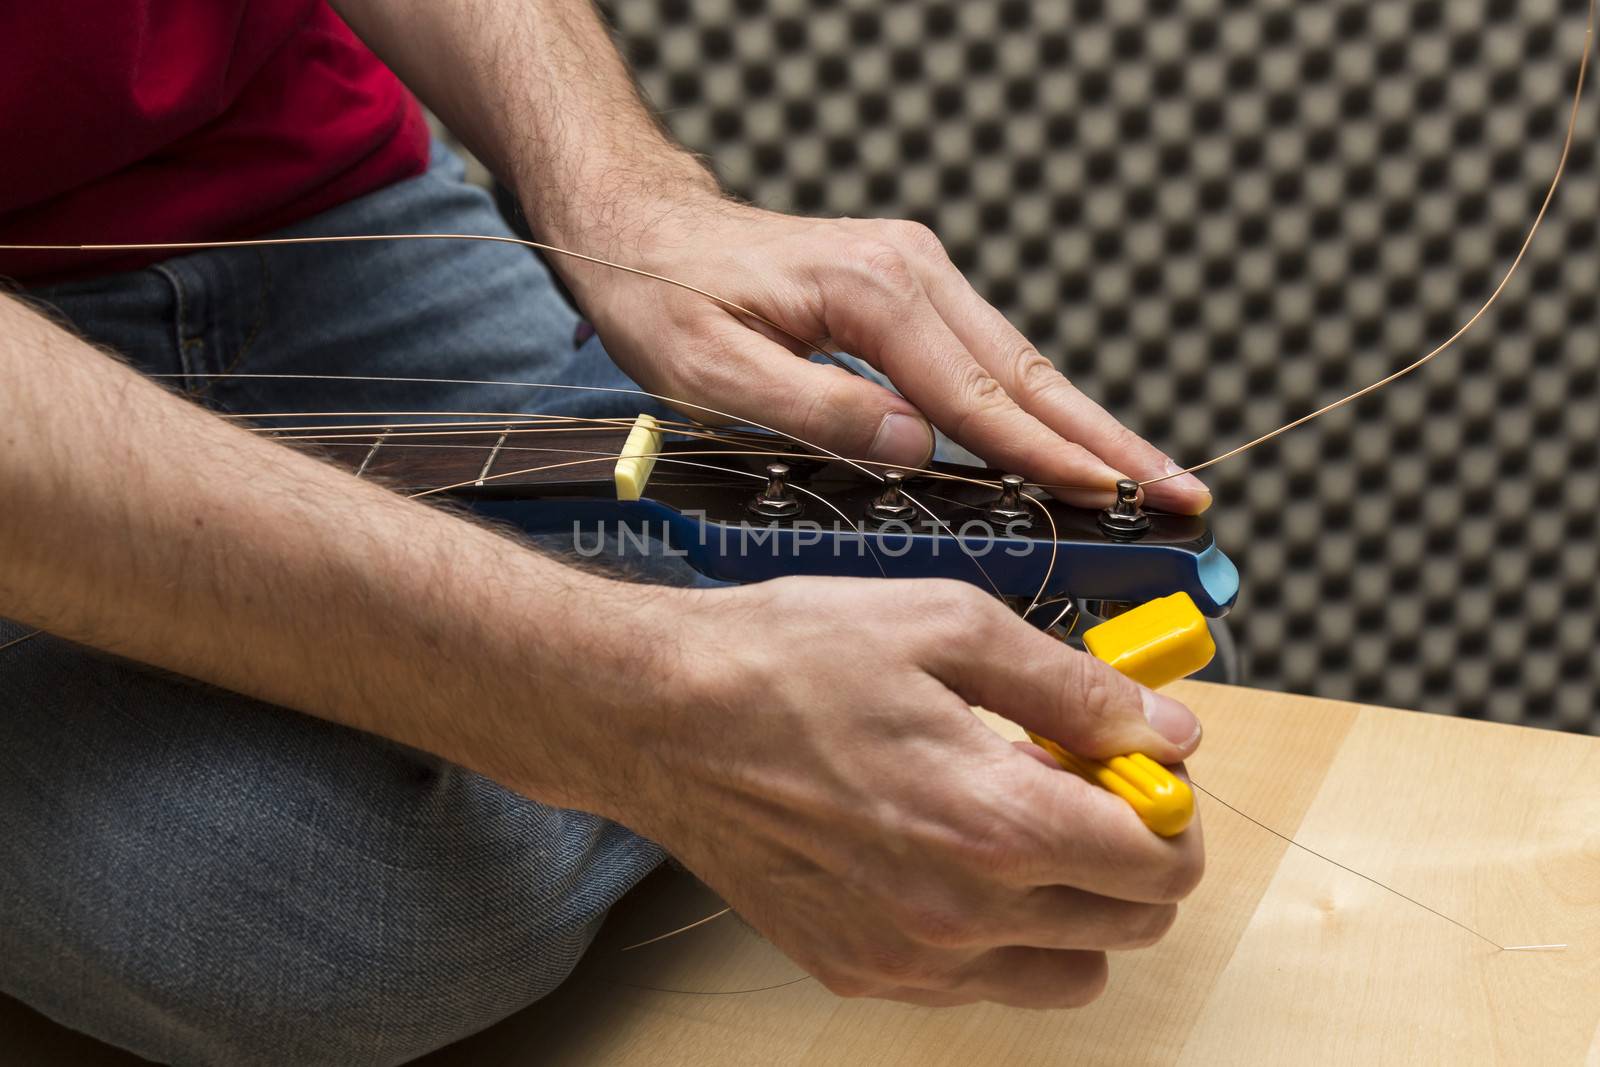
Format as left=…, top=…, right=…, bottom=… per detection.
left=422, top=681, right=1600, bottom=1067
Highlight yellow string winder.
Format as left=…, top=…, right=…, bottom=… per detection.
left=1027, top=591, right=1215, bottom=837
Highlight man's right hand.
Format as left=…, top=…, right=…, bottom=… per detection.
left=599, top=576, right=1204, bottom=1009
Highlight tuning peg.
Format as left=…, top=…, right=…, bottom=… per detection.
left=986, top=473, right=1033, bottom=527
left=865, top=469, right=917, bottom=524
left=749, top=462, right=803, bottom=518
left=1098, top=478, right=1150, bottom=540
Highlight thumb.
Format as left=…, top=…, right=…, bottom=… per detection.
left=931, top=602, right=1201, bottom=764
left=709, top=329, right=934, bottom=466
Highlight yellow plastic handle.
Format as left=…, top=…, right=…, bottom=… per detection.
left=1028, top=592, right=1215, bottom=837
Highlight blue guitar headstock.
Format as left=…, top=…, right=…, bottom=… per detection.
left=330, top=420, right=1238, bottom=617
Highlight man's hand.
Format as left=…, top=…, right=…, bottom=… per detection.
left=331, top=0, right=1210, bottom=515
left=568, top=201, right=1210, bottom=513
left=601, top=576, right=1204, bottom=1008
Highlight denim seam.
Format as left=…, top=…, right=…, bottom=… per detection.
left=219, top=248, right=272, bottom=377
left=149, top=263, right=203, bottom=395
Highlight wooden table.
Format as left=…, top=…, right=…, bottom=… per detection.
left=423, top=682, right=1600, bottom=1067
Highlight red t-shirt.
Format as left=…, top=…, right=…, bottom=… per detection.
left=0, top=1, right=430, bottom=283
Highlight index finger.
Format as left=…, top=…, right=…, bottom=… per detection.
left=820, top=253, right=1129, bottom=506
left=887, top=222, right=1212, bottom=515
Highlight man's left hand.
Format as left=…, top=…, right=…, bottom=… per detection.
left=570, top=200, right=1211, bottom=514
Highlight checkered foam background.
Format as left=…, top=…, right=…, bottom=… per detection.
left=565, top=0, right=1600, bottom=729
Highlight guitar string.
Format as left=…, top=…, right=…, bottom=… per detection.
left=265, top=416, right=795, bottom=456
left=336, top=436, right=897, bottom=577
left=266, top=418, right=1076, bottom=499
left=402, top=442, right=1063, bottom=602
left=600, top=771, right=1561, bottom=996
left=1185, top=782, right=1560, bottom=953
left=369, top=431, right=1063, bottom=617
left=233, top=409, right=797, bottom=448
left=0, top=235, right=859, bottom=378
left=264, top=411, right=1065, bottom=617
left=588, top=770, right=1566, bottom=998
left=271, top=418, right=1070, bottom=610
left=227, top=407, right=1095, bottom=491
left=0, top=631, right=42, bottom=654
left=169, top=372, right=1023, bottom=605
left=295, top=427, right=1068, bottom=611
left=1144, top=0, right=1594, bottom=488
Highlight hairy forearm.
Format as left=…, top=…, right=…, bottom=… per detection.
left=0, top=296, right=681, bottom=815
left=331, top=0, right=719, bottom=256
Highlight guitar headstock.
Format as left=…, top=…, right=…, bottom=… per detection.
left=622, top=437, right=1238, bottom=617
left=307, top=421, right=1238, bottom=617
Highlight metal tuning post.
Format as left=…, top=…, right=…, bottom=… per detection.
left=986, top=473, right=1033, bottom=528
left=749, top=462, right=803, bottom=519
left=1098, top=478, right=1150, bottom=540
left=865, top=469, right=917, bottom=525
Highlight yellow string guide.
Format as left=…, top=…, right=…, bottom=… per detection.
left=613, top=414, right=661, bottom=501
left=1028, top=592, right=1216, bottom=837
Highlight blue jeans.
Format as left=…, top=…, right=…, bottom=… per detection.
left=1, top=145, right=680, bottom=1064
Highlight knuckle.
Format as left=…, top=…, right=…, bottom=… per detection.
left=898, top=901, right=978, bottom=949
left=963, top=831, right=1031, bottom=882
left=917, top=578, right=988, bottom=617
left=850, top=240, right=919, bottom=299
left=1015, top=348, right=1069, bottom=400
left=962, top=369, right=1010, bottom=411
left=887, top=219, right=948, bottom=261
left=676, top=330, right=738, bottom=394
left=949, top=371, right=1013, bottom=441
left=1059, top=656, right=1130, bottom=734
left=927, top=583, right=1014, bottom=646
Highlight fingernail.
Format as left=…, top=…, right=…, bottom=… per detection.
left=1162, top=459, right=1209, bottom=497
left=1142, top=689, right=1200, bottom=748
left=869, top=412, right=935, bottom=465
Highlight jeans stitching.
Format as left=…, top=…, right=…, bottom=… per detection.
left=150, top=263, right=209, bottom=401
left=219, top=249, right=272, bottom=377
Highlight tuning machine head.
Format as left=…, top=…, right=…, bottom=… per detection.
left=986, top=473, right=1034, bottom=528
left=865, top=469, right=917, bottom=525
left=749, top=462, right=803, bottom=518
left=1098, top=478, right=1150, bottom=540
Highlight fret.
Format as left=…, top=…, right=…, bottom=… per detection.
left=475, top=425, right=512, bottom=487
left=354, top=428, right=391, bottom=479
left=325, top=426, right=629, bottom=489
